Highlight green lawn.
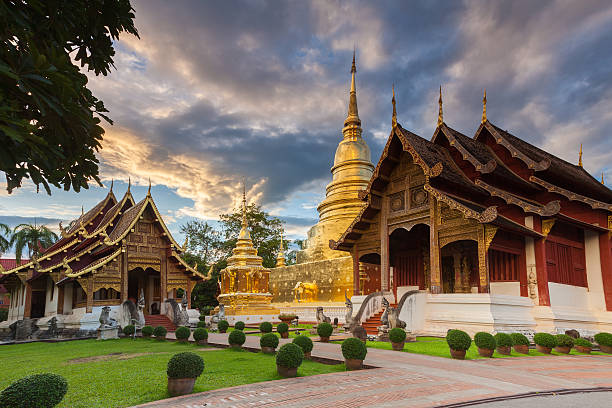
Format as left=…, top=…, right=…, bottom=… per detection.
left=0, top=338, right=345, bottom=408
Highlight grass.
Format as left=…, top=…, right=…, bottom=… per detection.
left=0, top=338, right=345, bottom=408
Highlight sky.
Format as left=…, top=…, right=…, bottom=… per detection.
left=2, top=0, right=612, bottom=254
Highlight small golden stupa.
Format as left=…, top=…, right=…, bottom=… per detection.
left=217, top=188, right=279, bottom=318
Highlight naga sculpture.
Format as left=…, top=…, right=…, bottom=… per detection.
left=316, top=307, right=331, bottom=325
left=344, top=290, right=354, bottom=331
left=380, top=297, right=390, bottom=327
left=293, top=281, right=318, bottom=303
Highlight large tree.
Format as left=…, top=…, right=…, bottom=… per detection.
left=0, top=222, right=10, bottom=256
left=10, top=222, right=58, bottom=262
left=0, top=0, right=138, bottom=194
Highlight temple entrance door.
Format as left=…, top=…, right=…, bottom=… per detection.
left=30, top=290, right=46, bottom=318
left=440, top=240, right=478, bottom=294
left=389, top=224, right=430, bottom=300
left=127, top=267, right=161, bottom=315
left=441, top=257, right=455, bottom=293
left=359, top=253, right=381, bottom=295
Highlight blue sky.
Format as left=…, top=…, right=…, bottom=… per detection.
left=2, top=0, right=612, bottom=254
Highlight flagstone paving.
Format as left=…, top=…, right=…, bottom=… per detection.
left=136, top=333, right=612, bottom=408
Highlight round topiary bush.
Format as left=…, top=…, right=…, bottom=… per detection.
left=389, top=328, right=407, bottom=344
left=234, top=321, right=245, bottom=331
left=533, top=333, right=556, bottom=348
left=228, top=329, right=246, bottom=346
left=175, top=326, right=191, bottom=341
left=123, top=324, right=135, bottom=336
left=276, top=343, right=304, bottom=368
left=0, top=373, right=68, bottom=408
left=260, top=333, right=280, bottom=349
left=193, top=328, right=208, bottom=342
left=141, top=325, right=153, bottom=337
left=510, top=332, right=530, bottom=346
left=166, top=352, right=204, bottom=379
left=574, top=338, right=593, bottom=348
left=555, top=334, right=574, bottom=348
left=259, top=321, right=273, bottom=333
left=446, top=329, right=471, bottom=351
left=474, top=332, right=496, bottom=350
left=494, top=333, right=513, bottom=347
left=594, top=332, right=612, bottom=347
left=277, top=322, right=289, bottom=334
left=292, top=335, right=314, bottom=354
left=341, top=337, right=368, bottom=360
left=317, top=322, right=333, bottom=338
left=197, top=321, right=207, bottom=328
left=154, top=326, right=167, bottom=340
left=217, top=320, right=229, bottom=333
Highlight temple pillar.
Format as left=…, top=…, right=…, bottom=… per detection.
left=186, top=279, right=192, bottom=309
left=86, top=277, right=93, bottom=313
left=598, top=230, right=612, bottom=311
left=477, top=225, right=490, bottom=293
left=429, top=199, right=441, bottom=293
left=533, top=217, right=550, bottom=306
left=380, top=197, right=390, bottom=292
left=120, top=247, right=128, bottom=302
left=56, top=285, right=64, bottom=315
left=23, top=281, right=32, bottom=318
left=453, top=252, right=462, bottom=293
left=161, top=250, right=168, bottom=304
left=352, top=245, right=360, bottom=296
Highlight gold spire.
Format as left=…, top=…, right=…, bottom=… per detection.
left=276, top=232, right=286, bottom=267
left=81, top=206, right=84, bottom=216
left=437, top=85, right=443, bottom=127
left=241, top=183, right=247, bottom=229
left=481, top=89, right=487, bottom=124
left=127, top=177, right=131, bottom=193
left=579, top=144, right=583, bottom=167
left=147, top=177, right=151, bottom=196
left=110, top=179, right=114, bottom=192
left=391, top=84, right=397, bottom=128
left=602, top=172, right=605, bottom=184
left=343, top=49, right=361, bottom=138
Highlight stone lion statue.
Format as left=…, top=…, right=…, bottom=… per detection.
left=99, top=306, right=117, bottom=328
left=316, top=307, right=331, bottom=325
left=293, top=281, right=318, bottom=303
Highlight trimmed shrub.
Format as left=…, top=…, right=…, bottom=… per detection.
left=317, top=322, right=333, bottom=338
left=555, top=334, right=574, bottom=348
left=533, top=333, right=556, bottom=348
left=389, top=328, right=407, bottom=344
left=594, top=332, right=612, bottom=347
left=141, top=325, right=153, bottom=337
left=217, top=320, right=229, bottom=332
left=276, top=343, right=304, bottom=368
left=122, top=325, right=135, bottom=336
left=292, top=335, right=314, bottom=354
left=234, top=321, right=245, bottom=331
left=494, top=333, right=513, bottom=348
left=0, top=309, right=8, bottom=322
left=510, top=332, right=530, bottom=346
left=166, top=352, right=204, bottom=379
left=446, top=329, right=471, bottom=351
left=0, top=373, right=68, bottom=408
left=175, top=326, right=191, bottom=340
left=474, top=332, right=496, bottom=350
left=259, top=321, right=273, bottom=333
left=197, top=321, right=207, bottom=328
left=260, top=333, right=280, bottom=349
left=228, top=329, right=246, bottom=346
left=193, top=328, right=208, bottom=342
left=153, top=326, right=167, bottom=339
left=574, top=338, right=593, bottom=348
left=277, top=322, right=289, bottom=334
left=342, top=337, right=368, bottom=360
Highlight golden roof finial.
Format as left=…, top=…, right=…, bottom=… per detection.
left=391, top=84, right=397, bottom=128
left=481, top=89, right=487, bottom=124
left=147, top=177, right=151, bottom=196
left=602, top=172, right=605, bottom=184
left=127, top=177, right=131, bottom=193
left=437, top=85, right=443, bottom=127
left=578, top=144, right=583, bottom=167
left=110, top=179, right=114, bottom=192
left=343, top=49, right=361, bottom=137
left=241, top=182, right=248, bottom=229
left=81, top=206, right=84, bottom=216
left=351, top=46, right=356, bottom=74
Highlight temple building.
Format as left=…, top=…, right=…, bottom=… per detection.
left=331, top=89, right=612, bottom=335
left=0, top=183, right=204, bottom=335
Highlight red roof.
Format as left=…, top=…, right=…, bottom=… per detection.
left=0, top=258, right=29, bottom=270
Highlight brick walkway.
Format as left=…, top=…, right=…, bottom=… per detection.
left=135, top=334, right=612, bottom=408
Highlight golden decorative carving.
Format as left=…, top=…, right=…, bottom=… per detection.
left=542, top=219, right=556, bottom=237
left=293, top=281, right=318, bottom=303
left=530, top=176, right=612, bottom=211
left=437, top=85, right=443, bottom=127
left=477, top=225, right=487, bottom=289
left=482, top=89, right=487, bottom=123
left=484, top=226, right=498, bottom=251
left=59, top=221, right=68, bottom=238
left=425, top=184, right=497, bottom=223
left=485, top=122, right=549, bottom=171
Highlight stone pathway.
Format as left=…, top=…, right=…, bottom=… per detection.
left=135, top=333, right=612, bottom=408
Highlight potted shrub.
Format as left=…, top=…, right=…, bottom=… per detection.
left=574, top=338, right=593, bottom=354
left=142, top=325, right=154, bottom=338
left=197, top=321, right=207, bottom=328
left=341, top=337, right=368, bottom=370
left=0, top=373, right=68, bottom=408
left=594, top=332, right=612, bottom=353
left=446, top=329, right=471, bottom=359
left=277, top=322, right=289, bottom=339
left=474, top=332, right=496, bottom=358
left=276, top=343, right=304, bottom=378
left=154, top=326, right=167, bottom=341
left=166, top=352, right=204, bottom=397
left=533, top=333, right=556, bottom=354
left=278, top=313, right=297, bottom=324
left=292, top=335, right=314, bottom=359
left=494, top=333, right=513, bottom=355
left=228, top=329, right=246, bottom=349
left=193, top=328, right=208, bottom=346
left=123, top=324, right=135, bottom=337
left=259, top=321, right=273, bottom=333
left=260, top=333, right=280, bottom=354
left=389, top=327, right=407, bottom=351
left=554, top=334, right=574, bottom=354
left=510, top=333, right=530, bottom=354
left=234, top=321, right=245, bottom=331
left=217, top=320, right=229, bottom=333
left=175, top=326, right=191, bottom=343
left=317, top=322, right=333, bottom=342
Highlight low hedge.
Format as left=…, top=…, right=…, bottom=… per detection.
left=555, top=334, right=574, bottom=348
left=197, top=321, right=207, bottom=328
left=193, top=328, right=208, bottom=342
left=510, top=332, right=530, bottom=346
left=292, top=335, right=314, bottom=353
left=533, top=333, right=556, bottom=348
left=122, top=325, right=135, bottom=336
left=260, top=333, right=279, bottom=349
left=0, top=373, right=68, bottom=408
left=276, top=343, right=304, bottom=368
left=342, top=337, right=368, bottom=360
left=389, top=327, right=407, bottom=343
left=494, top=333, right=513, bottom=348
left=175, top=326, right=191, bottom=340
left=153, top=326, right=167, bottom=339
left=228, top=329, right=246, bottom=346
left=574, top=337, right=593, bottom=348
left=141, top=325, right=153, bottom=337
left=259, top=322, right=273, bottom=333
left=166, top=352, right=204, bottom=379
left=446, top=329, right=471, bottom=351
left=217, top=320, right=229, bottom=332
left=317, top=322, right=333, bottom=338
left=594, top=332, right=612, bottom=347
left=474, top=332, right=496, bottom=350
left=234, top=321, right=245, bottom=331
left=277, top=322, right=289, bottom=334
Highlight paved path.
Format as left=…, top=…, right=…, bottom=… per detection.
left=136, top=333, right=612, bottom=408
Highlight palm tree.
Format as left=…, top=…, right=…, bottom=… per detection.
left=10, top=222, right=58, bottom=263
left=0, top=223, right=10, bottom=256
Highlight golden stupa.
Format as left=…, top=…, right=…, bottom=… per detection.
left=218, top=189, right=279, bottom=317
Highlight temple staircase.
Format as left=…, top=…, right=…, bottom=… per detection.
left=144, top=315, right=176, bottom=332
left=362, top=304, right=396, bottom=335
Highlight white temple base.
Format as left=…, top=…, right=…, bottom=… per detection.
left=97, top=327, right=119, bottom=340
